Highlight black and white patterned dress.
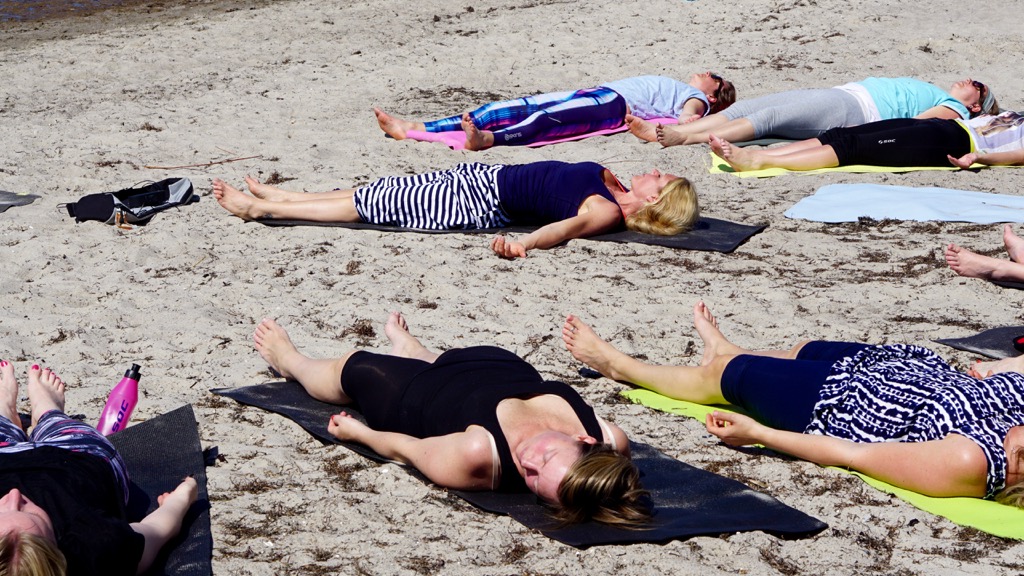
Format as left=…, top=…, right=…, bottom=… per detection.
left=805, top=344, right=1024, bottom=497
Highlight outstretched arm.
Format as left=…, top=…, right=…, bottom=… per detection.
left=705, top=411, right=987, bottom=497
left=949, top=149, right=1024, bottom=169
left=130, top=477, right=199, bottom=575
left=328, top=412, right=495, bottom=490
left=491, top=197, right=621, bottom=258
left=677, top=97, right=709, bottom=124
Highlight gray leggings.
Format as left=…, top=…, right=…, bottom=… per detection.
left=722, top=88, right=867, bottom=139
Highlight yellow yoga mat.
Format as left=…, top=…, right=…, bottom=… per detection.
left=708, top=152, right=977, bottom=178
left=621, top=388, right=1024, bottom=539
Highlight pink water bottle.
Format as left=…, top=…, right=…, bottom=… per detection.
left=97, top=364, right=141, bottom=436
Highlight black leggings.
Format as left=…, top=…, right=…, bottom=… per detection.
left=818, top=118, right=971, bottom=167
left=720, top=341, right=870, bottom=432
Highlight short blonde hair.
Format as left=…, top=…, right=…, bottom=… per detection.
left=0, top=531, right=67, bottom=576
left=550, top=443, right=651, bottom=529
left=625, top=177, right=699, bottom=236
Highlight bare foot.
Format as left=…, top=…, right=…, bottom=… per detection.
left=709, top=134, right=759, bottom=171
left=656, top=123, right=690, bottom=147
left=968, top=355, right=1024, bottom=379
left=0, top=361, right=19, bottom=429
left=944, top=242, right=1019, bottom=280
left=1004, top=225, right=1024, bottom=263
left=253, top=319, right=304, bottom=380
left=244, top=175, right=298, bottom=202
left=693, top=301, right=742, bottom=365
left=27, top=365, right=65, bottom=427
left=213, top=179, right=265, bottom=221
left=461, top=113, right=493, bottom=151
left=384, top=312, right=435, bottom=361
left=374, top=107, right=423, bottom=140
left=562, top=315, right=631, bottom=381
left=625, top=114, right=658, bottom=142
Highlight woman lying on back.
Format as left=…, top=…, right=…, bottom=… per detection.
left=214, top=154, right=698, bottom=258
left=252, top=312, right=650, bottom=527
left=562, top=302, right=1024, bottom=505
left=711, top=109, right=1024, bottom=173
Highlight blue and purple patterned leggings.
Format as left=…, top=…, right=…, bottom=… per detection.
left=424, top=86, right=627, bottom=146
left=0, top=410, right=130, bottom=503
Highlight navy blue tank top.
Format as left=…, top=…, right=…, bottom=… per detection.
left=496, top=161, right=620, bottom=225
left=398, top=346, right=604, bottom=492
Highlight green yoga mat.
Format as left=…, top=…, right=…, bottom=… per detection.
left=621, top=388, right=1024, bottom=539
left=707, top=152, right=991, bottom=179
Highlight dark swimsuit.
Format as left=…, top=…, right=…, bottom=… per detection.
left=339, top=346, right=604, bottom=492
left=496, top=160, right=619, bottom=225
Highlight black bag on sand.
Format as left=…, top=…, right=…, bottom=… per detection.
left=65, top=177, right=198, bottom=225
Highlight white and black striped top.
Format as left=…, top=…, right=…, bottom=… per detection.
left=806, top=344, right=1024, bottom=497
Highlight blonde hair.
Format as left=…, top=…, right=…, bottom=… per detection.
left=0, top=532, right=67, bottom=576
left=550, top=443, right=651, bottom=528
left=995, top=449, right=1024, bottom=508
left=625, top=177, right=699, bottom=236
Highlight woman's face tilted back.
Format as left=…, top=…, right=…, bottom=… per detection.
left=516, top=431, right=593, bottom=503
left=629, top=170, right=680, bottom=205
left=0, top=489, right=56, bottom=543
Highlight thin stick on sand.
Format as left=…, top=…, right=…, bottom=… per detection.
left=144, top=155, right=262, bottom=170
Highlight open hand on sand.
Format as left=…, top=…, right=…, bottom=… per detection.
left=327, top=410, right=369, bottom=442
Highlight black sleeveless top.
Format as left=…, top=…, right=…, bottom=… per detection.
left=354, top=346, right=604, bottom=492
left=496, top=161, right=619, bottom=225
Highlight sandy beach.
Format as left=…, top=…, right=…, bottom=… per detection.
left=1, top=0, right=1023, bottom=573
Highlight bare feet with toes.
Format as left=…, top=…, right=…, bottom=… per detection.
left=1004, top=225, right=1024, bottom=263
left=562, top=315, right=630, bottom=381
left=461, top=113, right=493, bottom=151
left=709, top=134, right=757, bottom=171
left=692, top=301, right=742, bottom=365
left=625, top=114, right=658, bottom=142
left=374, top=108, right=423, bottom=140
left=253, top=319, right=303, bottom=380
left=212, top=178, right=262, bottom=220
left=27, top=365, right=65, bottom=427
left=0, top=361, right=19, bottom=428
left=384, top=312, right=436, bottom=362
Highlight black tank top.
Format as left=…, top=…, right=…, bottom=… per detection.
left=496, top=161, right=620, bottom=225
left=397, top=346, right=604, bottom=492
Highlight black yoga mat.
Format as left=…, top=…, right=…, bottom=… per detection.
left=0, top=190, right=39, bottom=213
left=109, top=405, right=213, bottom=576
left=993, top=280, right=1024, bottom=291
left=257, top=217, right=766, bottom=254
left=212, top=381, right=826, bottom=547
left=934, top=326, right=1024, bottom=359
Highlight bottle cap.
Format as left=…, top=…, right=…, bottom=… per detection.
left=125, top=364, right=142, bottom=380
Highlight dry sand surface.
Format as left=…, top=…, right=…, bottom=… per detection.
left=2, top=0, right=1023, bottom=573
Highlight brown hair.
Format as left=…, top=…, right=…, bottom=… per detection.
left=710, top=78, right=737, bottom=114
left=625, top=176, right=699, bottom=236
left=550, top=443, right=651, bottom=528
left=0, top=531, right=67, bottom=576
